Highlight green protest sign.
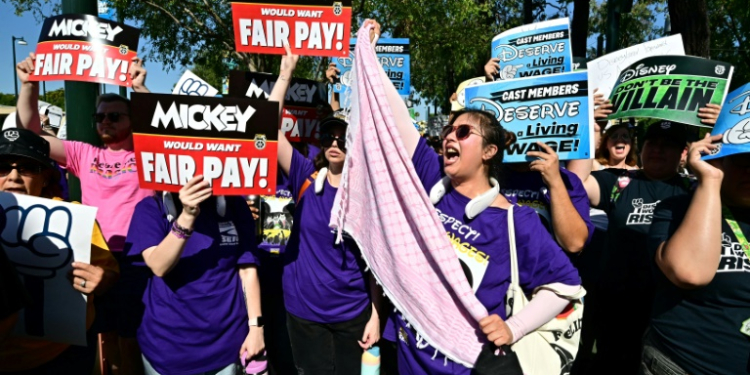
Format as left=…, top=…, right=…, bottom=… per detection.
left=608, top=55, right=733, bottom=127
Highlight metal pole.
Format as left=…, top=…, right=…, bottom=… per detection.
left=62, top=0, right=100, bottom=202
left=606, top=0, right=621, bottom=53
left=12, top=37, right=19, bottom=105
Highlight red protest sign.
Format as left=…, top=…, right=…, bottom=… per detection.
left=231, top=0, right=352, bottom=57
left=131, top=94, right=279, bottom=196
left=28, top=14, right=141, bottom=87
left=281, top=107, right=323, bottom=143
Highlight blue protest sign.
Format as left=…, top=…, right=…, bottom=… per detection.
left=491, top=18, right=572, bottom=80
left=464, top=71, right=593, bottom=162
left=704, top=83, right=750, bottom=160
left=97, top=0, right=116, bottom=20
left=334, top=38, right=410, bottom=96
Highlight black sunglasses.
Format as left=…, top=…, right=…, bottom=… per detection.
left=93, top=112, right=129, bottom=123
left=320, top=133, right=346, bottom=150
left=441, top=124, right=483, bottom=140
left=0, top=163, right=43, bottom=177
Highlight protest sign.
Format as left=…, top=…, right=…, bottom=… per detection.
left=228, top=70, right=328, bottom=142
left=491, top=18, right=572, bottom=80
left=465, top=71, right=593, bottom=162
left=588, top=35, right=684, bottom=99
left=173, top=70, right=219, bottom=97
left=28, top=14, right=140, bottom=87
left=131, top=93, right=279, bottom=195
left=608, top=55, right=734, bottom=127
left=704, top=83, right=750, bottom=160
left=231, top=0, right=352, bottom=57
left=451, top=76, right=486, bottom=112
left=0, top=193, right=97, bottom=346
left=258, top=195, right=293, bottom=254
left=333, top=38, right=410, bottom=96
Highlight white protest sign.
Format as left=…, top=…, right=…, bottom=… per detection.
left=588, top=34, right=685, bottom=98
left=173, top=70, right=219, bottom=97
left=0, top=193, right=98, bottom=346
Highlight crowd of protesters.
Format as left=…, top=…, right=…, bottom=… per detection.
left=0, top=17, right=748, bottom=375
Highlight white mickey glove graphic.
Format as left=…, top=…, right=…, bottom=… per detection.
left=1, top=205, right=74, bottom=279
left=180, top=78, right=210, bottom=96
left=631, top=198, right=644, bottom=209
left=499, top=64, right=523, bottom=80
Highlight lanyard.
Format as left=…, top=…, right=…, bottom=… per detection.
left=723, top=206, right=750, bottom=257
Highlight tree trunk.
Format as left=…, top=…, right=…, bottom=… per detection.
left=668, top=0, right=710, bottom=57
left=571, top=0, right=589, bottom=58
left=524, top=0, right=534, bottom=24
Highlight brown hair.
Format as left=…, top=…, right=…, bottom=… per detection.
left=596, top=124, right=638, bottom=167
left=97, top=93, right=132, bottom=114
left=448, top=109, right=512, bottom=182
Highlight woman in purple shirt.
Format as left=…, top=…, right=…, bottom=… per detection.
left=267, top=45, right=382, bottom=375
left=385, top=105, right=582, bottom=374
left=125, top=177, right=263, bottom=375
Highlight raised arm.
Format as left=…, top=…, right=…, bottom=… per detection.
left=567, top=89, right=611, bottom=207
left=272, top=44, right=299, bottom=176
left=655, top=134, right=724, bottom=288
left=527, top=143, right=589, bottom=253
left=15, top=53, right=68, bottom=165
left=142, top=176, right=211, bottom=277
left=361, top=20, right=421, bottom=157
left=325, top=62, right=341, bottom=111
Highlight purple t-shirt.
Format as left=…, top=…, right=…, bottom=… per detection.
left=282, top=149, right=369, bottom=323
left=501, top=168, right=594, bottom=246
left=383, top=138, right=580, bottom=374
left=124, top=196, right=259, bottom=375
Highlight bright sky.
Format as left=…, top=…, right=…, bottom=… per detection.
left=0, top=2, right=184, bottom=99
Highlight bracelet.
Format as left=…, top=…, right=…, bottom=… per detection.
left=171, top=221, right=193, bottom=239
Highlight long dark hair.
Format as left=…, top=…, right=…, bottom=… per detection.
left=447, top=109, right=512, bottom=182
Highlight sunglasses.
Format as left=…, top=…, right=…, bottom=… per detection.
left=0, top=163, right=43, bottom=177
left=609, top=132, right=631, bottom=142
left=93, top=112, right=129, bottom=123
left=320, top=133, right=346, bottom=150
left=441, top=124, right=483, bottom=140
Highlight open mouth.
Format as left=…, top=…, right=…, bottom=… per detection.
left=444, top=145, right=460, bottom=164
left=4, top=188, right=26, bottom=194
left=615, top=145, right=626, bottom=152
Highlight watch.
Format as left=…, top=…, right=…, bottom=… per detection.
left=248, top=316, right=265, bottom=328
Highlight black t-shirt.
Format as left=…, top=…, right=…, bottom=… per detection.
left=592, top=169, right=691, bottom=291
left=648, top=195, right=750, bottom=375
left=0, top=249, right=28, bottom=320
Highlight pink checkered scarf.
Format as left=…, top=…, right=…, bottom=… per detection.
left=330, top=24, right=487, bottom=367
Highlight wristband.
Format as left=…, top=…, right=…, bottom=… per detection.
left=171, top=221, right=193, bottom=239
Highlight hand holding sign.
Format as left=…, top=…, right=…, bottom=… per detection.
left=179, top=175, right=213, bottom=220
left=593, top=89, right=613, bottom=126
left=70, top=261, right=106, bottom=295
left=527, top=142, right=563, bottom=188
left=280, top=42, right=300, bottom=76
left=484, top=58, right=500, bottom=80
left=326, top=62, right=340, bottom=83
left=129, top=57, right=148, bottom=93
left=688, top=133, right=724, bottom=181
left=16, top=53, right=37, bottom=85
left=698, top=103, right=722, bottom=126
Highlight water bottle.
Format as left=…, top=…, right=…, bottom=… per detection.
left=241, top=350, right=268, bottom=375
left=361, top=346, right=381, bottom=375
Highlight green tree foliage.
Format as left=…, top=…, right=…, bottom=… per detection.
left=708, top=0, right=750, bottom=90
left=588, top=0, right=668, bottom=58
left=0, top=88, right=64, bottom=108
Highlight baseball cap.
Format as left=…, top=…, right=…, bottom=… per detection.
left=0, top=128, right=57, bottom=170
left=319, top=110, right=348, bottom=134
left=643, top=120, right=688, bottom=146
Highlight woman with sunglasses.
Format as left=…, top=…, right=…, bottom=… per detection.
left=0, top=128, right=119, bottom=374
left=380, top=100, right=581, bottom=373
left=268, top=44, right=382, bottom=375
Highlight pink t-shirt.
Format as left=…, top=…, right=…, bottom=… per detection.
left=63, top=141, right=154, bottom=252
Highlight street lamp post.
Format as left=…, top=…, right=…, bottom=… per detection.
left=11, top=36, right=27, bottom=105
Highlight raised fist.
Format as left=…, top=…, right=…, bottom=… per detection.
left=1, top=204, right=74, bottom=279
left=499, top=64, right=523, bottom=80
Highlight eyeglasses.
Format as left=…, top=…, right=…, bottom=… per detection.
left=609, top=132, right=631, bottom=142
left=0, top=163, right=43, bottom=177
left=320, top=133, right=346, bottom=150
left=93, top=112, right=129, bottom=123
left=441, top=124, right=484, bottom=141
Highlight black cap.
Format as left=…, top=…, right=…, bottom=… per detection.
left=0, top=128, right=57, bottom=170
left=643, top=120, right=688, bottom=146
left=319, top=110, right=348, bottom=134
